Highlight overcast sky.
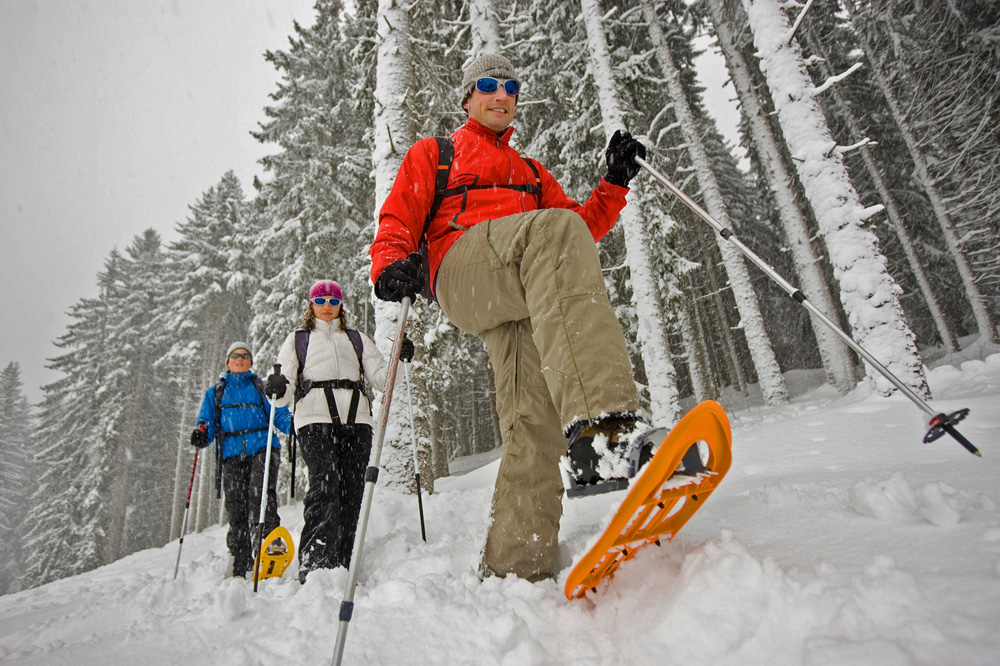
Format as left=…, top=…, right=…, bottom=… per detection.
left=0, top=1, right=740, bottom=404
left=1, top=0, right=316, bottom=402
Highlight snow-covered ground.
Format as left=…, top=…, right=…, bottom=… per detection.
left=2, top=355, right=998, bottom=665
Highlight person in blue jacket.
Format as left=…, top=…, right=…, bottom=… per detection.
left=190, top=341, right=292, bottom=578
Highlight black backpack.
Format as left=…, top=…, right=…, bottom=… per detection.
left=418, top=137, right=542, bottom=301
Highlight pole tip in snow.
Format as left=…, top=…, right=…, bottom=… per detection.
left=924, top=409, right=980, bottom=457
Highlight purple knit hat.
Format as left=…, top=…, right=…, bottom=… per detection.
left=309, top=280, right=343, bottom=301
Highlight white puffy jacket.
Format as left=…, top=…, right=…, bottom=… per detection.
left=274, top=318, right=388, bottom=431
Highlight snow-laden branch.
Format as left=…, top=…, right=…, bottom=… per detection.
left=859, top=204, right=885, bottom=221
left=812, top=62, right=863, bottom=96
left=827, top=137, right=874, bottom=157
left=785, top=0, right=816, bottom=46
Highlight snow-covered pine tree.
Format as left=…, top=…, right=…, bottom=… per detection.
left=638, top=0, right=790, bottom=407
left=844, top=0, right=999, bottom=347
left=0, top=361, right=35, bottom=595
left=23, top=251, right=127, bottom=587
left=250, top=0, right=379, bottom=362
left=703, top=0, right=859, bottom=393
left=162, top=172, right=254, bottom=538
left=742, top=0, right=928, bottom=397
left=795, top=12, right=959, bottom=353
left=579, top=0, right=683, bottom=422
left=95, top=229, right=178, bottom=561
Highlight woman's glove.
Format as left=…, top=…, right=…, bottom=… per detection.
left=265, top=372, right=289, bottom=399
left=604, top=130, right=646, bottom=187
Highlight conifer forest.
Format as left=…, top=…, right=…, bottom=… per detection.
left=1, top=0, right=997, bottom=594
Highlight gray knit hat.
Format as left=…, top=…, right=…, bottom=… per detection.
left=460, top=53, right=518, bottom=104
left=225, top=341, right=253, bottom=362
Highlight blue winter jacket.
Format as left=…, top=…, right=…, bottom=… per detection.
left=195, top=371, right=292, bottom=460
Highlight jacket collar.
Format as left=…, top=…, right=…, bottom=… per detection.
left=460, top=118, right=515, bottom=147
left=314, top=317, right=338, bottom=332
left=224, top=370, right=256, bottom=383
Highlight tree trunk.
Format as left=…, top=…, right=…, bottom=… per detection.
left=744, top=0, right=928, bottom=398
left=580, top=0, right=680, bottom=423
left=843, top=2, right=998, bottom=346
left=800, top=23, right=958, bottom=353
left=706, top=0, right=858, bottom=393
left=645, top=0, right=789, bottom=406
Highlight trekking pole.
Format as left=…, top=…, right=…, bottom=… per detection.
left=332, top=296, right=412, bottom=666
left=635, top=155, right=981, bottom=457
left=403, top=358, right=427, bottom=542
left=173, top=439, right=202, bottom=580
left=252, top=363, right=282, bottom=592
left=289, top=431, right=297, bottom=499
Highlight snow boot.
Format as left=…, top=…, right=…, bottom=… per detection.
left=560, top=416, right=662, bottom=498
left=266, top=537, right=288, bottom=556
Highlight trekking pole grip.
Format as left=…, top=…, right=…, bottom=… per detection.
left=271, top=363, right=282, bottom=396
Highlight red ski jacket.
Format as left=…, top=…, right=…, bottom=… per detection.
left=370, top=119, right=630, bottom=295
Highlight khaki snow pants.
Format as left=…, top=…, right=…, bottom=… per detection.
left=436, top=208, right=639, bottom=580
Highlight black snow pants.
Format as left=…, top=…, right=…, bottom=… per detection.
left=297, top=422, right=373, bottom=573
left=222, top=447, right=281, bottom=577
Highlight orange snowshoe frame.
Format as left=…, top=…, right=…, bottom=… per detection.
left=564, top=400, right=732, bottom=600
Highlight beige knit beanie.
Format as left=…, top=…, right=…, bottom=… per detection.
left=460, top=53, right=518, bottom=105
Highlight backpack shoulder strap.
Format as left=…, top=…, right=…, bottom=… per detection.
left=346, top=329, right=364, bottom=380
left=522, top=157, right=542, bottom=207
left=250, top=376, right=267, bottom=405
left=425, top=137, right=455, bottom=238
left=294, top=328, right=310, bottom=401
left=213, top=377, right=227, bottom=437
left=294, top=329, right=310, bottom=370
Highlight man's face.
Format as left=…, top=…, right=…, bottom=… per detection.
left=464, top=80, right=517, bottom=133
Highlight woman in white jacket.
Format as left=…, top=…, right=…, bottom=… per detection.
left=265, top=280, right=413, bottom=583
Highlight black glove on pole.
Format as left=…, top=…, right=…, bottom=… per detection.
left=264, top=372, right=288, bottom=399
left=374, top=252, right=425, bottom=303
left=605, top=129, right=647, bottom=188
left=398, top=336, right=415, bottom=363
left=190, top=426, right=208, bottom=449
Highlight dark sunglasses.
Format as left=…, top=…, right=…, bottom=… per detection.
left=476, top=77, right=520, bottom=96
left=311, top=296, right=342, bottom=306
left=228, top=352, right=252, bottom=360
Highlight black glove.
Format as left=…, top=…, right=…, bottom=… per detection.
left=604, top=129, right=646, bottom=188
left=191, top=426, right=208, bottom=449
left=399, top=336, right=415, bottom=363
left=265, top=372, right=288, bottom=399
left=374, top=252, right=425, bottom=303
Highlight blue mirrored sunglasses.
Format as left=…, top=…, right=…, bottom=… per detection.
left=476, top=77, right=520, bottom=96
left=311, top=296, right=341, bottom=306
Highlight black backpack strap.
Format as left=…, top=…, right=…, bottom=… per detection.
left=416, top=138, right=455, bottom=302
left=213, top=378, right=227, bottom=441
left=523, top=157, right=542, bottom=208
left=213, top=377, right=226, bottom=497
left=293, top=329, right=310, bottom=406
left=250, top=376, right=268, bottom=404
left=425, top=137, right=454, bottom=238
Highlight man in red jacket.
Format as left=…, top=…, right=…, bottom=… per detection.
left=370, top=54, right=648, bottom=582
